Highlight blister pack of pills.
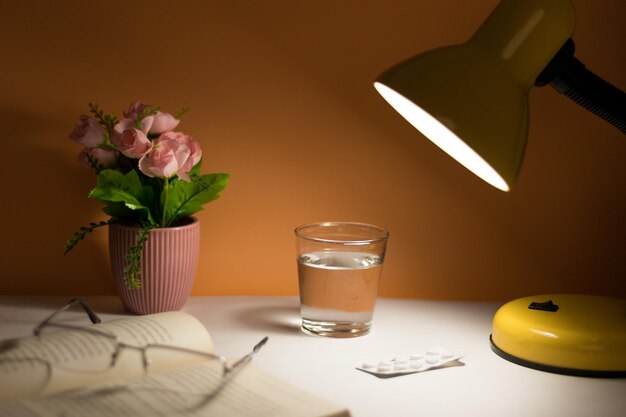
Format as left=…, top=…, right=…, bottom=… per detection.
left=357, top=346, right=463, bottom=378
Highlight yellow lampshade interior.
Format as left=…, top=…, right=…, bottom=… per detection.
left=375, top=0, right=575, bottom=190
left=374, top=82, right=510, bottom=191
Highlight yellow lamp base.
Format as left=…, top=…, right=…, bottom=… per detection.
left=490, top=294, right=626, bottom=377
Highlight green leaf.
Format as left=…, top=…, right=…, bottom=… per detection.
left=90, top=186, right=140, bottom=208
left=97, top=169, right=125, bottom=187
left=64, top=220, right=112, bottom=254
left=102, top=201, right=136, bottom=220
left=121, top=170, right=142, bottom=196
left=89, top=170, right=157, bottom=225
left=164, top=173, right=230, bottom=225
left=138, top=185, right=155, bottom=211
left=189, top=158, right=202, bottom=177
left=96, top=169, right=142, bottom=196
left=174, top=106, right=190, bottom=119
left=122, top=227, right=152, bottom=289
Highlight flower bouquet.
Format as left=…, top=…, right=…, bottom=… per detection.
left=65, top=101, right=229, bottom=290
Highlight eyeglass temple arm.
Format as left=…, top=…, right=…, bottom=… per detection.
left=35, top=298, right=102, bottom=335
left=252, top=336, right=268, bottom=355
left=70, top=298, right=102, bottom=324
left=227, top=336, right=269, bottom=373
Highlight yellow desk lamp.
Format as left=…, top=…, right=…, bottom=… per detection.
left=374, top=0, right=626, bottom=377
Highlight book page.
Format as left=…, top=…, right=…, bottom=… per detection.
left=0, top=312, right=213, bottom=402
left=0, top=361, right=350, bottom=417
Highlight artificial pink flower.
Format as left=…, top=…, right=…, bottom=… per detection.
left=112, top=117, right=154, bottom=158
left=175, top=134, right=202, bottom=178
left=157, top=131, right=202, bottom=180
left=141, top=115, right=155, bottom=133
left=138, top=137, right=191, bottom=179
left=77, top=147, right=118, bottom=169
left=112, top=128, right=153, bottom=159
left=113, top=117, right=153, bottom=139
left=123, top=101, right=151, bottom=120
left=149, top=111, right=180, bottom=134
left=69, top=115, right=105, bottom=148
left=113, top=118, right=134, bottom=138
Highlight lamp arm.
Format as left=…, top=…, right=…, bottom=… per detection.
left=535, top=39, right=626, bottom=135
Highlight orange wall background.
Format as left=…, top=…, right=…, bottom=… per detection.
left=1, top=0, right=625, bottom=301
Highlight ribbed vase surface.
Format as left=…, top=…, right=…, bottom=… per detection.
left=109, top=218, right=200, bottom=314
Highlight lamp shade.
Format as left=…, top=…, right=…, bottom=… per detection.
left=374, top=0, right=575, bottom=191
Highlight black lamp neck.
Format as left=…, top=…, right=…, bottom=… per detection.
left=535, top=39, right=626, bottom=135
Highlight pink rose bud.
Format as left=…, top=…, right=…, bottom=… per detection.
left=112, top=128, right=153, bottom=159
left=138, top=137, right=191, bottom=179
left=113, top=117, right=152, bottom=139
left=113, top=118, right=134, bottom=138
left=77, top=149, right=92, bottom=169
left=176, top=134, right=202, bottom=178
left=140, top=115, right=154, bottom=133
left=123, top=101, right=151, bottom=120
left=69, top=115, right=106, bottom=148
left=77, top=147, right=118, bottom=170
left=91, top=148, right=118, bottom=167
left=149, top=111, right=180, bottom=134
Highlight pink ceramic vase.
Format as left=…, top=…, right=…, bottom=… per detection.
left=109, top=218, right=200, bottom=315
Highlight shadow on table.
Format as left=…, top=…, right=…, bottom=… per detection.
left=237, top=305, right=301, bottom=335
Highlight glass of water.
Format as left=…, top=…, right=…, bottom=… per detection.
left=295, top=222, right=389, bottom=338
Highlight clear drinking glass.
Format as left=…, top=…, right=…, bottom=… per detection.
left=295, top=222, right=389, bottom=338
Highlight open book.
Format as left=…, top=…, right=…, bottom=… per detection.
left=0, top=311, right=350, bottom=417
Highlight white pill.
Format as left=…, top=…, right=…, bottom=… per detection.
left=441, top=351, right=454, bottom=360
left=362, top=362, right=377, bottom=369
left=426, top=346, right=442, bottom=355
left=410, top=360, right=423, bottom=369
left=426, top=355, right=440, bottom=364
left=426, top=347, right=441, bottom=364
left=377, top=362, right=392, bottom=372
left=409, top=353, right=424, bottom=361
left=393, top=361, right=408, bottom=371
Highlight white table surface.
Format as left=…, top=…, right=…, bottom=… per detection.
left=0, top=296, right=624, bottom=417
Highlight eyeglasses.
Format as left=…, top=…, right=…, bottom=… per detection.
left=0, top=298, right=268, bottom=407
